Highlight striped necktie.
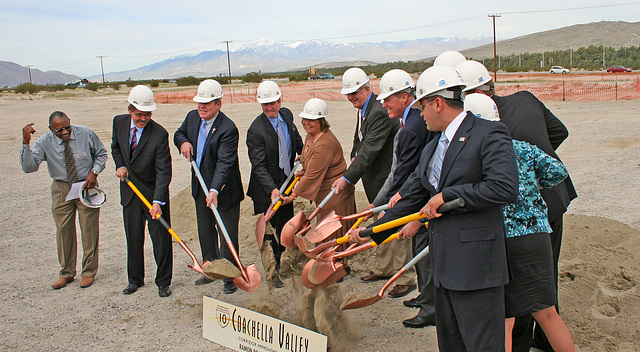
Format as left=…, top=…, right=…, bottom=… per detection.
left=130, top=127, right=137, bottom=158
left=277, top=119, right=291, bottom=175
left=432, top=134, right=449, bottom=187
left=63, top=141, right=78, bottom=183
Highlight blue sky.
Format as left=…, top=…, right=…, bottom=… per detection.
left=1, top=0, right=639, bottom=77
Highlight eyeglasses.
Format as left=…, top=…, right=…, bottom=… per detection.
left=132, top=111, right=152, bottom=118
left=52, top=125, right=71, bottom=133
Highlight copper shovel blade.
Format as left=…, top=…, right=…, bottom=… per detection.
left=281, top=211, right=306, bottom=248
left=232, top=263, right=262, bottom=292
left=301, top=259, right=347, bottom=289
left=308, top=259, right=340, bottom=284
left=340, top=294, right=383, bottom=310
left=305, top=215, right=343, bottom=244
left=255, top=214, right=267, bottom=250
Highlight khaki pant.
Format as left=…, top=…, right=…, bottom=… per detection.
left=51, top=180, right=100, bottom=279
left=373, top=237, right=416, bottom=286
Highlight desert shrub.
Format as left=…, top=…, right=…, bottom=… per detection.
left=176, top=76, right=201, bottom=86
left=109, top=82, right=121, bottom=90
left=243, top=72, right=263, bottom=83
left=15, top=83, right=40, bottom=94
left=149, top=80, right=160, bottom=87
left=85, top=82, right=100, bottom=91
left=125, top=80, right=137, bottom=87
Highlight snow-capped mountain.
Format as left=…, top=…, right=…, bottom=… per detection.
left=99, top=37, right=491, bottom=81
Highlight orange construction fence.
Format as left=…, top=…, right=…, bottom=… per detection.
left=154, top=77, right=640, bottom=105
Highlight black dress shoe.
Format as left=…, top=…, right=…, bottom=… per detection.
left=123, top=283, right=142, bottom=295
left=402, top=313, right=436, bottom=328
left=195, top=275, right=213, bottom=286
left=223, top=281, right=237, bottom=294
left=158, top=286, right=172, bottom=298
left=403, top=297, right=421, bottom=308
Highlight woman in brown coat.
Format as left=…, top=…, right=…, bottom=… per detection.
left=281, top=98, right=356, bottom=240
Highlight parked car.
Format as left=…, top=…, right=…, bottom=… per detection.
left=549, top=66, right=570, bottom=74
left=320, top=73, right=334, bottom=79
left=606, top=65, right=632, bottom=73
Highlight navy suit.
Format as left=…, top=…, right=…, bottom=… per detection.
left=111, top=114, right=173, bottom=287
left=174, top=110, right=244, bottom=266
left=371, top=112, right=519, bottom=351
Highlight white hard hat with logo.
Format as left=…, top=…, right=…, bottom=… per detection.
left=377, top=69, right=415, bottom=101
left=256, top=80, right=282, bottom=104
left=193, top=79, right=224, bottom=103
left=341, top=67, right=370, bottom=94
left=464, top=93, right=500, bottom=121
left=433, top=51, right=467, bottom=68
left=79, top=187, right=107, bottom=208
left=127, top=85, right=156, bottom=112
left=412, top=65, right=466, bottom=108
left=299, top=98, right=329, bottom=120
left=456, top=60, right=494, bottom=92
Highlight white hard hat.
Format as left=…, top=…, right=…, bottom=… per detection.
left=256, top=80, right=282, bottom=104
left=127, top=85, right=156, bottom=112
left=377, top=69, right=415, bottom=101
left=341, top=67, right=369, bottom=94
left=464, top=93, right=500, bottom=121
left=456, top=60, right=494, bottom=92
left=79, top=187, right=106, bottom=208
left=412, top=65, right=466, bottom=108
left=299, top=98, right=328, bottom=120
left=193, top=79, right=223, bottom=103
left=433, top=51, right=467, bottom=68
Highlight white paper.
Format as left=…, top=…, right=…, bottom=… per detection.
left=65, top=181, right=86, bottom=201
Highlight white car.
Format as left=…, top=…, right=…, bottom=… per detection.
left=549, top=66, right=570, bottom=74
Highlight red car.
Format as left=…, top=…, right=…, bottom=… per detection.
left=606, top=65, right=632, bottom=73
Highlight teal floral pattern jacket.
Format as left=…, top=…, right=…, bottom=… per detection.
left=504, top=140, right=568, bottom=238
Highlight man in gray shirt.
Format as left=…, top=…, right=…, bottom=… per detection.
left=21, top=111, right=108, bottom=290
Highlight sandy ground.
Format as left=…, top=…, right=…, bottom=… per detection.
left=1, top=89, right=639, bottom=351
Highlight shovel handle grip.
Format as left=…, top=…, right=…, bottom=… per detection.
left=334, top=216, right=367, bottom=246
left=359, top=212, right=425, bottom=238
left=272, top=176, right=300, bottom=212
left=124, top=177, right=184, bottom=243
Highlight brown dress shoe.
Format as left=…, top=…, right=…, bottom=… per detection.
left=52, top=277, right=73, bottom=289
left=388, top=284, right=417, bottom=298
left=80, top=276, right=94, bottom=288
left=360, top=271, right=387, bottom=282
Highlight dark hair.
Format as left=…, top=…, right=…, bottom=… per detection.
left=49, top=111, right=69, bottom=125
left=318, top=118, right=330, bottom=132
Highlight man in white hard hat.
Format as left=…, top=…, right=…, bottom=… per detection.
left=458, top=59, right=577, bottom=352
left=367, top=69, right=440, bottom=327
left=21, top=111, right=107, bottom=290
left=112, top=85, right=173, bottom=297
left=349, top=65, right=519, bottom=350
left=246, top=80, right=303, bottom=288
left=174, top=79, right=244, bottom=294
left=331, top=67, right=399, bottom=206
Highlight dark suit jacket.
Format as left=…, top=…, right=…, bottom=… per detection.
left=344, top=93, right=400, bottom=202
left=174, top=110, right=244, bottom=210
left=371, top=112, right=519, bottom=291
left=246, top=107, right=303, bottom=213
left=383, top=107, right=437, bottom=202
left=492, top=91, right=577, bottom=221
left=111, top=114, right=172, bottom=206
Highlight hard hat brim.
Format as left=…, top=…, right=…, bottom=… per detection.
left=257, top=94, right=281, bottom=104
left=299, top=113, right=327, bottom=120
left=193, top=95, right=223, bottom=104
left=79, top=187, right=106, bottom=208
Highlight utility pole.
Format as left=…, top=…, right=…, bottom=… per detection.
left=570, top=44, right=573, bottom=69
left=96, top=56, right=106, bottom=83
left=602, top=40, right=606, bottom=69
left=26, top=65, right=33, bottom=84
left=488, top=14, right=501, bottom=82
left=222, top=41, right=233, bottom=79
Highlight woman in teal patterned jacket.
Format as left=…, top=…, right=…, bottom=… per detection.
left=464, top=93, right=576, bottom=352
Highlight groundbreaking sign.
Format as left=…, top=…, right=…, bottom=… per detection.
left=203, top=296, right=327, bottom=352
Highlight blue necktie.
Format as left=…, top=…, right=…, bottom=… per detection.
left=196, top=120, right=207, bottom=168
left=433, top=134, right=449, bottom=187
left=277, top=119, right=291, bottom=175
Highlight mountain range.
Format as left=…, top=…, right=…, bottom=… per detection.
left=2, top=21, right=639, bottom=86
